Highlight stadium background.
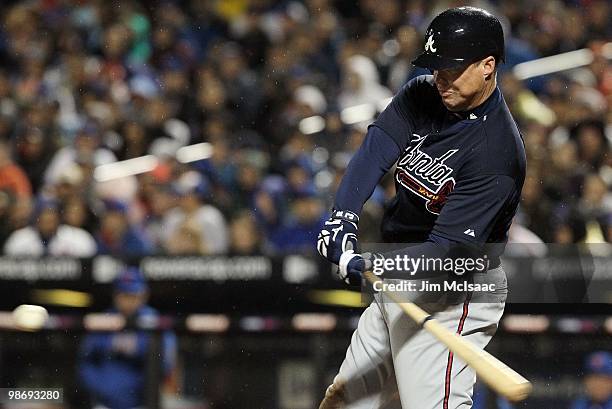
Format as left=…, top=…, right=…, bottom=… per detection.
left=0, top=0, right=610, bottom=408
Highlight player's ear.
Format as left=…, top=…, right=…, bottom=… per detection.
left=481, top=56, right=496, bottom=79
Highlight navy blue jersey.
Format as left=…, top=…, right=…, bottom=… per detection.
left=375, top=75, right=526, bottom=245
left=334, top=75, right=526, bottom=259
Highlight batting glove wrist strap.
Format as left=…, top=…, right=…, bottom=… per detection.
left=331, top=210, right=359, bottom=226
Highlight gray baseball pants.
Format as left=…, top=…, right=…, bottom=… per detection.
left=320, top=266, right=508, bottom=409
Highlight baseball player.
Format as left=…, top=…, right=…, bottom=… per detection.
left=569, top=351, right=612, bottom=409
left=317, top=7, right=526, bottom=409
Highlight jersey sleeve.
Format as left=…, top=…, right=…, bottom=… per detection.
left=370, top=76, right=426, bottom=151
left=431, top=174, right=518, bottom=245
left=333, top=126, right=400, bottom=214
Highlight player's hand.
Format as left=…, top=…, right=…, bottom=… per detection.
left=317, top=210, right=359, bottom=265
left=338, top=251, right=382, bottom=285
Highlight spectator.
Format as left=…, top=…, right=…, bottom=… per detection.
left=0, top=190, right=15, bottom=248
left=215, top=43, right=263, bottom=127
left=3, top=201, right=96, bottom=256
left=96, top=201, right=155, bottom=256
left=229, top=211, right=263, bottom=255
left=49, top=164, right=86, bottom=204
left=165, top=219, right=207, bottom=255
left=0, top=140, right=34, bottom=245
left=338, top=54, right=392, bottom=110
left=12, top=127, right=57, bottom=193
left=61, top=195, right=96, bottom=232
left=162, top=171, right=229, bottom=254
left=192, top=137, right=236, bottom=209
left=268, top=189, right=326, bottom=253
left=232, top=159, right=264, bottom=216
left=78, top=267, right=177, bottom=409
left=140, top=182, right=177, bottom=250
left=387, top=26, right=422, bottom=91
left=44, top=122, right=116, bottom=188
left=579, top=174, right=612, bottom=242
left=572, top=120, right=609, bottom=170
left=253, top=176, right=286, bottom=235
left=116, top=121, right=150, bottom=161
left=0, top=140, right=31, bottom=201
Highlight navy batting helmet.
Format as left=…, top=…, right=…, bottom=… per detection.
left=413, top=7, right=505, bottom=71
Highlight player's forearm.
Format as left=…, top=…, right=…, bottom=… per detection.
left=378, top=239, right=449, bottom=278
left=334, top=126, right=400, bottom=214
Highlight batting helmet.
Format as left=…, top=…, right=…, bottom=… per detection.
left=412, top=7, right=505, bottom=71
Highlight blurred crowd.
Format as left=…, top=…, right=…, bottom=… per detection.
left=0, top=0, right=610, bottom=258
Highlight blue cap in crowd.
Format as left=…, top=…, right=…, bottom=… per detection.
left=103, top=199, right=129, bottom=214
left=114, top=267, right=148, bottom=294
left=585, top=351, right=612, bottom=376
left=78, top=121, right=100, bottom=137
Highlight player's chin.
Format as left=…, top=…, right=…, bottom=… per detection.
left=440, top=94, right=464, bottom=112
left=440, top=96, right=458, bottom=111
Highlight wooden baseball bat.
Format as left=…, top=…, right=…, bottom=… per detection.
left=363, top=271, right=532, bottom=402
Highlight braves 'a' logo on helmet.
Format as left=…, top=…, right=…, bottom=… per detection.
left=425, top=34, right=437, bottom=53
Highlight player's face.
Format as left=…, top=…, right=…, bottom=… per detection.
left=584, top=374, right=612, bottom=403
left=433, top=57, right=496, bottom=112
left=114, top=291, right=148, bottom=317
